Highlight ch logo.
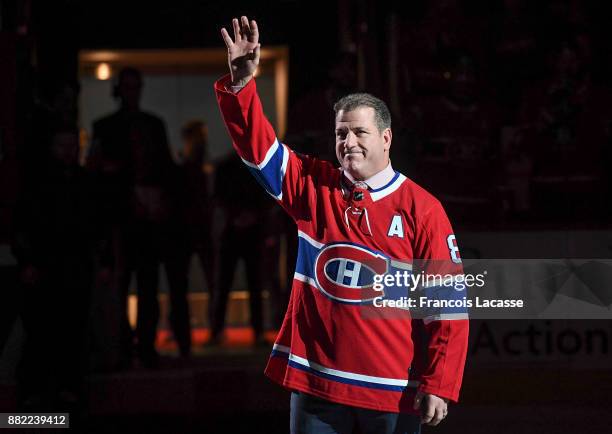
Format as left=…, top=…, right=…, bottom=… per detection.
left=314, top=243, right=389, bottom=304
left=330, top=259, right=362, bottom=286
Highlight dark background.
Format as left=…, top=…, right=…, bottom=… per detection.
left=1, top=1, right=611, bottom=433
left=7, top=0, right=612, bottom=228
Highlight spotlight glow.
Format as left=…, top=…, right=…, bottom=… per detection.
left=96, top=63, right=112, bottom=80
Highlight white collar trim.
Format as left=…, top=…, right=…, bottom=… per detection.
left=343, top=162, right=395, bottom=190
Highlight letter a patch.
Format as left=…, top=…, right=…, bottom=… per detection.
left=387, top=215, right=404, bottom=238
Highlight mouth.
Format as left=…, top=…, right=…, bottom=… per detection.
left=343, top=150, right=365, bottom=159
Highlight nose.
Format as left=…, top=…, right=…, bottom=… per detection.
left=344, top=131, right=358, bottom=148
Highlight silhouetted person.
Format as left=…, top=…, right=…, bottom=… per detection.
left=23, top=81, right=82, bottom=183
left=164, top=120, right=216, bottom=356
left=209, top=153, right=270, bottom=346
left=87, top=67, right=177, bottom=367
left=12, top=125, right=100, bottom=410
left=0, top=135, right=20, bottom=355
left=260, top=205, right=291, bottom=330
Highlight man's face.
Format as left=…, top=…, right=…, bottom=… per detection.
left=335, top=107, right=391, bottom=180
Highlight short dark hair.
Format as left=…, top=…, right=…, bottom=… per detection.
left=333, top=93, right=391, bottom=132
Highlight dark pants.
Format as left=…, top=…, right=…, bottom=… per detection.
left=168, top=224, right=215, bottom=354
left=0, top=266, right=19, bottom=355
left=290, top=392, right=421, bottom=434
left=266, top=213, right=295, bottom=329
left=18, top=258, right=92, bottom=404
left=117, top=220, right=193, bottom=359
left=211, top=227, right=263, bottom=337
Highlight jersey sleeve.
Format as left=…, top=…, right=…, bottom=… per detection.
left=413, top=201, right=469, bottom=402
left=214, top=75, right=317, bottom=220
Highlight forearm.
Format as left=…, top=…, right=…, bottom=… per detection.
left=215, top=74, right=279, bottom=165
left=419, top=319, right=469, bottom=402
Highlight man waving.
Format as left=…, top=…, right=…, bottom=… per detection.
left=215, top=16, right=469, bottom=434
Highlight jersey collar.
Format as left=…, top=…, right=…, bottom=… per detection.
left=343, top=162, right=395, bottom=190
left=341, top=162, right=406, bottom=202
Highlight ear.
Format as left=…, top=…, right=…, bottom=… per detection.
left=383, top=128, right=392, bottom=151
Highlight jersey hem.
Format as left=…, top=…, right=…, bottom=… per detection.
left=265, top=371, right=420, bottom=415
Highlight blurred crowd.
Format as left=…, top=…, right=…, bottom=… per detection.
left=289, top=0, right=612, bottom=227
left=0, top=66, right=291, bottom=412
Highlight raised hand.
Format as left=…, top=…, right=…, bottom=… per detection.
left=221, top=16, right=261, bottom=87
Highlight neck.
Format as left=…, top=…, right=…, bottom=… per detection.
left=344, top=161, right=394, bottom=189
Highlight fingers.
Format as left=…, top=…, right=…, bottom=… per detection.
left=240, top=16, right=252, bottom=42
left=241, top=15, right=250, bottom=33
left=254, top=43, right=261, bottom=65
left=426, top=405, right=447, bottom=426
left=422, top=401, right=448, bottom=426
left=251, top=19, right=259, bottom=44
left=232, top=17, right=241, bottom=43
left=239, top=16, right=258, bottom=43
left=223, top=16, right=259, bottom=50
left=421, top=402, right=435, bottom=425
left=413, top=391, right=424, bottom=411
left=220, top=27, right=233, bottom=49
left=415, top=392, right=448, bottom=426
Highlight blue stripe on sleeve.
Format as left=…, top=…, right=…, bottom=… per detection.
left=244, top=140, right=286, bottom=200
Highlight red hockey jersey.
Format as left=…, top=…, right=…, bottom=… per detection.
left=215, top=75, right=469, bottom=414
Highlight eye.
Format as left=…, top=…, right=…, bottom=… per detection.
left=336, top=131, right=347, bottom=139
